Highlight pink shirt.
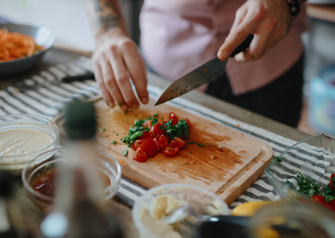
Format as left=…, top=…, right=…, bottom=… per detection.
left=140, top=0, right=308, bottom=95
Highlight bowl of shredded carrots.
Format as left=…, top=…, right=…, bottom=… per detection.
left=0, top=23, right=55, bottom=77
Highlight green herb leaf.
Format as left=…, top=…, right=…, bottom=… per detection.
left=296, top=171, right=320, bottom=197
left=122, top=150, right=128, bottom=157
left=275, top=157, right=282, bottom=163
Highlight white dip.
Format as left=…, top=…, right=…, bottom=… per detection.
left=0, top=129, right=52, bottom=156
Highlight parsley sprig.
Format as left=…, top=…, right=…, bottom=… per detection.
left=322, top=176, right=335, bottom=202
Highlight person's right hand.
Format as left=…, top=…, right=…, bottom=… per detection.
left=92, top=27, right=149, bottom=112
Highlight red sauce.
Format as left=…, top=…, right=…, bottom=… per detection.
left=33, top=168, right=111, bottom=197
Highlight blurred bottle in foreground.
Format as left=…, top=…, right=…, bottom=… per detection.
left=40, top=101, right=123, bottom=238
left=0, top=170, right=19, bottom=238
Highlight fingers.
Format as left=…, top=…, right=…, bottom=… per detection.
left=217, top=19, right=254, bottom=61
left=123, top=46, right=149, bottom=106
left=93, top=61, right=115, bottom=108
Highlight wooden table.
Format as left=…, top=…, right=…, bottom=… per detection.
left=2, top=48, right=309, bottom=238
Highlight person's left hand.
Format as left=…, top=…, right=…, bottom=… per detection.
left=217, top=0, right=292, bottom=62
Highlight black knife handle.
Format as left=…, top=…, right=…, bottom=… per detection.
left=62, top=73, right=95, bottom=83
left=230, top=33, right=254, bottom=57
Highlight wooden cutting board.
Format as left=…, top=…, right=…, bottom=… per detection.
left=53, top=95, right=273, bottom=205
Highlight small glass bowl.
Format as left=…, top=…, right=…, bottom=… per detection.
left=0, top=114, right=60, bottom=175
left=265, top=132, right=335, bottom=201
left=22, top=148, right=121, bottom=213
left=132, top=184, right=230, bottom=238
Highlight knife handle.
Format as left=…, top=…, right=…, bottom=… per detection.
left=230, top=33, right=254, bottom=57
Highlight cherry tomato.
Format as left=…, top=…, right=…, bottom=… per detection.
left=162, top=146, right=179, bottom=156
left=131, top=139, right=143, bottom=151
left=139, top=131, right=150, bottom=140
left=140, top=138, right=157, bottom=157
left=184, top=118, right=191, bottom=129
left=151, top=122, right=166, bottom=135
left=158, top=134, right=168, bottom=149
left=132, top=147, right=148, bottom=162
left=312, top=195, right=326, bottom=204
left=152, top=138, right=160, bottom=151
left=142, top=120, right=152, bottom=130
left=169, top=112, right=178, bottom=125
left=168, top=137, right=185, bottom=149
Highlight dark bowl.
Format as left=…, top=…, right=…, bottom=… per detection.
left=0, top=23, right=55, bottom=77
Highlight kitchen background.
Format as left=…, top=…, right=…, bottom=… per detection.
left=0, top=0, right=334, bottom=135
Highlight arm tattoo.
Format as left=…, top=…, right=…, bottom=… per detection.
left=83, top=0, right=124, bottom=33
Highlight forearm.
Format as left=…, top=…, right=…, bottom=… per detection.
left=83, top=0, right=127, bottom=40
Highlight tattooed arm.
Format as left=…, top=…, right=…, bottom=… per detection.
left=83, top=0, right=148, bottom=111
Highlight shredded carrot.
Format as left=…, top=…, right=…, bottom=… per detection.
left=0, top=28, right=43, bottom=62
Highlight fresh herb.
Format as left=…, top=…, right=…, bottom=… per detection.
left=105, top=135, right=108, bottom=138
left=187, top=141, right=204, bottom=147
left=103, top=128, right=106, bottom=132
left=234, top=160, right=236, bottom=162
left=189, top=152, right=192, bottom=154
left=122, top=150, right=128, bottom=157
left=116, top=134, right=118, bottom=136
left=275, top=157, right=282, bottom=163
left=322, top=176, right=335, bottom=202
left=121, top=114, right=159, bottom=147
left=111, top=141, right=117, bottom=145
left=296, top=171, right=320, bottom=197
left=162, top=119, right=189, bottom=140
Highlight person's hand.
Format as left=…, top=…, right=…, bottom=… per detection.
left=92, top=27, right=149, bottom=112
left=217, top=0, right=292, bottom=62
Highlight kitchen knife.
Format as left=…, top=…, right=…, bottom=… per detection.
left=154, top=34, right=254, bottom=106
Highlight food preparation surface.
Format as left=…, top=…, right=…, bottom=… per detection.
left=54, top=95, right=273, bottom=204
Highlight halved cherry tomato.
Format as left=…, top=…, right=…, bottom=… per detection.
left=168, top=137, right=185, bottom=149
left=140, top=138, right=157, bottom=157
left=169, top=112, right=178, bottom=125
left=132, top=147, right=148, bottom=162
left=312, top=195, right=326, bottom=204
left=131, top=139, right=143, bottom=151
left=184, top=118, right=191, bottom=129
left=162, top=146, right=179, bottom=156
left=142, top=120, right=152, bottom=130
left=158, top=134, right=168, bottom=149
left=139, top=131, right=150, bottom=140
left=152, top=138, right=160, bottom=151
left=151, top=122, right=166, bottom=136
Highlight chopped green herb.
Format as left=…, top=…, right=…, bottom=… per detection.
left=234, top=160, right=236, bottom=162
left=105, top=135, right=108, bottom=138
left=113, top=130, right=115, bottom=133
left=187, top=141, right=204, bottom=148
left=296, top=171, right=320, bottom=197
left=185, top=163, right=190, bottom=165
left=121, top=114, right=160, bottom=147
left=122, top=150, right=128, bottom=157
left=162, top=119, right=189, bottom=140
left=103, top=128, right=106, bottom=132
left=275, top=157, right=282, bottom=163
left=116, top=134, right=118, bottom=136
left=189, top=152, right=192, bottom=154
left=111, top=141, right=117, bottom=145
left=322, top=176, right=335, bottom=202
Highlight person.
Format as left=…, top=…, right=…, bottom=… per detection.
left=83, top=0, right=308, bottom=127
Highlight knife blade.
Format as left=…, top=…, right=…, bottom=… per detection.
left=154, top=34, right=254, bottom=106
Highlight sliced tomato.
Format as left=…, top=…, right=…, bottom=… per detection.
left=131, top=139, right=144, bottom=151
left=142, top=120, right=152, bottom=130
left=140, top=138, right=157, bottom=157
left=168, top=137, right=185, bottom=149
left=312, top=195, right=326, bottom=204
left=152, top=138, right=160, bottom=151
left=139, top=131, right=150, bottom=140
left=162, top=146, right=179, bottom=156
left=132, top=147, right=148, bottom=162
left=151, top=122, right=166, bottom=136
left=184, top=118, right=191, bottom=129
left=169, top=112, right=178, bottom=125
left=158, top=134, right=168, bottom=149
